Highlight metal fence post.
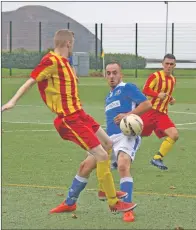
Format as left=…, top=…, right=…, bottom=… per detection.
left=95, top=23, right=98, bottom=70
left=100, top=23, right=103, bottom=71
left=135, top=23, right=138, bottom=78
left=9, top=21, right=12, bottom=77
left=39, top=22, right=42, bottom=53
left=165, top=1, right=169, bottom=54
left=172, top=23, right=174, bottom=55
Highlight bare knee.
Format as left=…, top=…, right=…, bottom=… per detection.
left=78, top=158, right=96, bottom=177
left=78, top=161, right=91, bottom=177
left=117, top=152, right=131, bottom=178
left=101, top=139, right=113, bottom=152
left=89, top=145, right=109, bottom=162
left=166, top=128, right=179, bottom=141
left=118, top=164, right=130, bottom=175
left=95, top=127, right=113, bottom=152
left=105, top=140, right=113, bottom=152
left=172, top=132, right=179, bottom=141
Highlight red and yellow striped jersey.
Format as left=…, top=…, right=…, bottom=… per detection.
left=30, top=51, right=81, bottom=116
left=143, top=70, right=176, bottom=114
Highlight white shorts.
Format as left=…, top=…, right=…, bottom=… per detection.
left=110, top=133, right=141, bottom=170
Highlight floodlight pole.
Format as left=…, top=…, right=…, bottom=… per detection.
left=165, top=1, right=169, bottom=54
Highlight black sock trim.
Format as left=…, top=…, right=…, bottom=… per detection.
left=158, top=152, right=164, bottom=158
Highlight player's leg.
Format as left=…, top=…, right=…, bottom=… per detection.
left=51, top=113, right=136, bottom=213
left=94, top=127, right=128, bottom=200
left=81, top=111, right=113, bottom=154
left=81, top=112, right=128, bottom=201
left=140, top=110, right=155, bottom=137
left=75, top=114, right=128, bottom=201
left=50, top=114, right=99, bottom=213
left=80, top=111, right=113, bottom=193
left=89, top=143, right=137, bottom=212
left=95, top=126, right=113, bottom=153
left=80, top=112, right=137, bottom=211
left=77, top=154, right=96, bottom=177
left=82, top=126, right=128, bottom=201
left=118, top=152, right=135, bottom=222
left=151, top=114, right=178, bottom=170
left=94, top=127, right=112, bottom=193
left=116, top=135, right=141, bottom=222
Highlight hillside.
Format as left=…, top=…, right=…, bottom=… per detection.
left=2, top=5, right=100, bottom=52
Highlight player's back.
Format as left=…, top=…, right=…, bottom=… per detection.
left=31, top=51, right=81, bottom=117
left=105, top=82, right=138, bottom=136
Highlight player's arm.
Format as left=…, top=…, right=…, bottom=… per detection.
left=126, top=83, right=152, bottom=116
left=142, top=74, right=158, bottom=97
left=143, top=73, right=167, bottom=100
left=169, top=77, right=176, bottom=105
left=2, top=57, right=55, bottom=112
left=2, top=78, right=36, bottom=111
left=114, top=84, right=152, bottom=124
left=169, top=97, right=176, bottom=105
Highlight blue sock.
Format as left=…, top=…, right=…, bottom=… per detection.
left=120, top=177, right=133, bottom=203
left=66, top=175, right=88, bottom=206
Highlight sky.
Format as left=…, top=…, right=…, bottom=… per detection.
left=1, top=1, right=196, bottom=61
left=2, top=1, right=196, bottom=23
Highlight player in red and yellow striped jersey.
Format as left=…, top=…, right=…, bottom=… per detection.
left=31, top=51, right=81, bottom=116
left=140, top=54, right=179, bottom=170
left=2, top=29, right=136, bottom=215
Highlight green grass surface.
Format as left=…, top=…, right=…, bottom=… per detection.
left=2, top=77, right=196, bottom=229
left=2, top=68, right=196, bottom=78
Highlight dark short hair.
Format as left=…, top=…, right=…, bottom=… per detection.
left=106, top=61, right=122, bottom=69
left=163, top=53, right=176, bottom=61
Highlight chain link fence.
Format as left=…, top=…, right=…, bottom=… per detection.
left=2, top=22, right=196, bottom=77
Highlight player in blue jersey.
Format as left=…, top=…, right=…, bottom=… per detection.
left=103, top=62, right=151, bottom=222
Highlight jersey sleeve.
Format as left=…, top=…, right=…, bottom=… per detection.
left=30, top=57, right=56, bottom=82
left=125, top=83, right=147, bottom=104
left=142, top=74, right=159, bottom=97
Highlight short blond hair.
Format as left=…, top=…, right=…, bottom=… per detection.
left=54, top=29, right=74, bottom=48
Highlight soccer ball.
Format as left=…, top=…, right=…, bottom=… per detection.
left=120, top=114, right=143, bottom=136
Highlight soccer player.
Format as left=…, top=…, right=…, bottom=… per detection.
left=100, top=62, right=152, bottom=222
left=2, top=29, right=136, bottom=214
left=141, top=54, right=179, bottom=170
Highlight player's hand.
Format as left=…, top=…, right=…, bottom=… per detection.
left=169, top=97, right=176, bottom=105
left=158, top=92, right=167, bottom=101
left=1, top=101, right=15, bottom=112
left=114, top=113, right=127, bottom=125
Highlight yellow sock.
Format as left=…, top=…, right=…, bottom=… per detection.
left=154, top=137, right=176, bottom=160
left=97, top=149, right=112, bottom=192
left=97, top=160, right=118, bottom=206
left=97, top=172, right=104, bottom=192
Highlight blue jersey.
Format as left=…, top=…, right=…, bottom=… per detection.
left=105, top=82, right=147, bottom=136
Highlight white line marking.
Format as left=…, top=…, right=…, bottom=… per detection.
left=176, top=122, right=196, bottom=126
left=177, top=127, right=196, bottom=130
left=3, top=129, right=55, bottom=133
left=170, top=111, right=196, bottom=115
left=3, top=126, right=196, bottom=133
left=14, top=105, right=196, bottom=115
left=3, top=121, right=196, bottom=127
left=2, top=121, right=53, bottom=124
left=16, top=105, right=43, bottom=108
